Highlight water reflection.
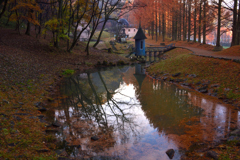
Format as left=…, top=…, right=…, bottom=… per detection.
left=48, top=64, right=240, bottom=159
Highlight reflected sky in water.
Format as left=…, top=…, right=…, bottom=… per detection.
left=47, top=65, right=240, bottom=160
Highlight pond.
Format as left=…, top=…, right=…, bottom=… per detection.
left=46, top=64, right=240, bottom=160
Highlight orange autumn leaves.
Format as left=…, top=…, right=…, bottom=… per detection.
left=10, top=0, right=42, bottom=26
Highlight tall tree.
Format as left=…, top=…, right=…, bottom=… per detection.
left=237, top=0, right=240, bottom=44
left=198, top=0, right=202, bottom=43
left=155, top=0, right=158, bottom=41
left=231, top=0, right=238, bottom=46
left=178, top=0, right=182, bottom=40
left=162, top=12, right=165, bottom=41
left=85, top=0, right=104, bottom=55
left=158, top=1, right=161, bottom=37
left=0, top=0, right=8, bottom=19
left=193, top=0, right=197, bottom=42
left=187, top=0, right=192, bottom=42
left=216, top=0, right=222, bottom=47
left=10, top=0, right=42, bottom=35
left=202, top=0, right=206, bottom=44
left=93, top=0, right=142, bottom=48
left=183, top=0, right=186, bottom=41
left=55, top=0, right=63, bottom=47
left=67, top=0, right=92, bottom=52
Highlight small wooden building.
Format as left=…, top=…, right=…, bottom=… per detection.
left=134, top=26, right=147, bottom=57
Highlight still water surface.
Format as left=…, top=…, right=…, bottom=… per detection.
left=47, top=64, right=240, bottom=159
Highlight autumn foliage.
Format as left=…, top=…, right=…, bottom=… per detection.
left=124, top=0, right=230, bottom=45
left=10, top=0, right=42, bottom=26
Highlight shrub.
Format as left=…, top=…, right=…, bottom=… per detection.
left=117, top=60, right=125, bottom=65
left=102, top=60, right=108, bottom=66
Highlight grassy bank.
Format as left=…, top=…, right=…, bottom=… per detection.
left=0, top=28, right=130, bottom=159
left=146, top=48, right=240, bottom=159
left=147, top=48, right=240, bottom=106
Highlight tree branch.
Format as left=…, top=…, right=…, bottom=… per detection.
left=0, top=0, right=8, bottom=19
left=36, top=0, right=58, bottom=5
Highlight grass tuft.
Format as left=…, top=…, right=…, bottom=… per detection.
left=62, top=69, right=75, bottom=76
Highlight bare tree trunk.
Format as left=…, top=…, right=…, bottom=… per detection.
left=67, top=0, right=72, bottom=51
left=172, top=9, right=174, bottom=41
left=183, top=0, right=186, bottom=41
left=216, top=0, right=222, bottom=47
left=93, top=19, right=107, bottom=48
left=5, top=11, right=12, bottom=25
left=159, top=9, right=161, bottom=37
left=179, top=0, right=182, bottom=40
left=25, top=21, right=31, bottom=35
left=67, top=21, right=71, bottom=50
left=0, top=0, right=8, bottom=19
left=198, top=0, right=202, bottom=43
left=187, top=0, right=192, bottom=42
left=172, top=10, right=176, bottom=41
left=85, top=0, right=103, bottom=55
left=152, top=21, right=154, bottom=40
left=148, top=26, right=151, bottom=36
left=162, top=13, right=165, bottom=42
left=237, top=0, right=240, bottom=44
left=55, top=0, right=63, bottom=48
left=155, top=1, right=158, bottom=42
left=231, top=0, right=237, bottom=46
left=14, top=0, right=20, bottom=35
left=193, top=0, right=197, bottom=42
left=202, top=0, right=206, bottom=44
left=168, top=8, right=171, bottom=38
left=36, top=7, right=43, bottom=39
left=68, top=0, right=91, bottom=52
left=175, top=13, right=178, bottom=40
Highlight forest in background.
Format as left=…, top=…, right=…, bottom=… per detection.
left=0, top=0, right=239, bottom=53
left=123, top=0, right=240, bottom=48
left=0, top=0, right=145, bottom=55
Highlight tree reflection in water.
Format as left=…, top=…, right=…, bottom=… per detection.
left=53, top=67, right=142, bottom=158
left=47, top=65, right=240, bottom=159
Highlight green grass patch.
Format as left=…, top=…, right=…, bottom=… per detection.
left=85, top=41, right=96, bottom=47
left=218, top=141, right=240, bottom=160
left=85, top=61, right=93, bottom=66
left=223, top=46, right=230, bottom=49
left=62, top=69, right=75, bottom=76
left=93, top=31, right=110, bottom=39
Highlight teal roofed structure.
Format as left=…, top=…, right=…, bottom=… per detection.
left=134, top=25, right=147, bottom=57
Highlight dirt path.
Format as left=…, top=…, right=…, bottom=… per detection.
left=176, top=45, right=240, bottom=60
